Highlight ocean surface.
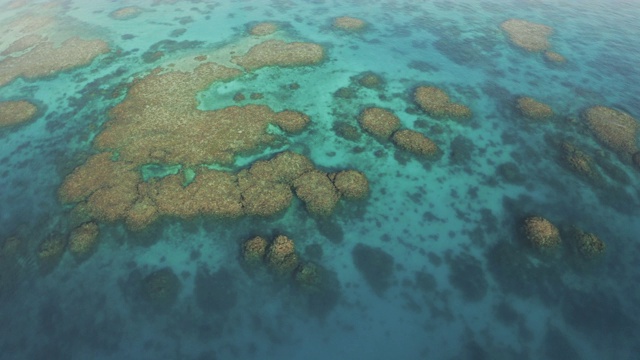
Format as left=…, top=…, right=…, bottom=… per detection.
left=1, top=0, right=639, bottom=359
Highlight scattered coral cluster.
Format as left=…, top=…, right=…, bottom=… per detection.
left=414, top=86, right=472, bottom=120
left=68, top=222, right=100, bottom=261
left=392, top=129, right=441, bottom=160
left=356, top=72, right=383, bottom=89
left=241, top=234, right=340, bottom=315
left=543, top=51, right=566, bottom=63
left=333, top=16, right=366, bottom=31
left=559, top=142, right=603, bottom=185
left=583, top=106, right=639, bottom=157
left=141, top=267, right=181, bottom=309
left=570, top=228, right=606, bottom=260
left=500, top=19, right=552, bottom=52
left=109, top=6, right=143, bottom=20
left=358, top=107, right=441, bottom=160
left=242, top=234, right=300, bottom=275
left=231, top=40, right=324, bottom=71
left=358, top=107, right=400, bottom=139
left=521, top=216, right=607, bottom=261
left=500, top=18, right=566, bottom=62
left=249, top=22, right=278, bottom=36
left=35, top=221, right=101, bottom=272
left=265, top=235, right=300, bottom=275
left=37, top=233, right=67, bottom=274
left=0, top=100, right=37, bottom=127
left=522, top=216, right=562, bottom=251
left=0, top=7, right=109, bottom=87
left=516, top=96, right=554, bottom=120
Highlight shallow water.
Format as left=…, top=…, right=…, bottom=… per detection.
left=1, top=0, right=639, bottom=359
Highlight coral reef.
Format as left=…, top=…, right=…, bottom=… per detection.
left=516, top=96, right=553, bottom=120
left=0, top=100, right=37, bottom=127
left=414, top=86, right=472, bottom=120
left=265, top=235, right=299, bottom=275
left=500, top=19, right=553, bottom=52
left=294, top=262, right=321, bottom=290
left=559, top=142, right=602, bottom=184
left=237, top=174, right=293, bottom=216
left=358, top=107, right=401, bottom=139
left=333, top=16, right=366, bottom=31
left=356, top=72, right=383, bottom=88
left=544, top=50, right=566, bottom=63
left=333, top=121, right=361, bottom=140
left=68, top=222, right=99, bottom=261
left=242, top=236, right=268, bottom=266
left=0, top=8, right=110, bottom=87
left=249, top=22, right=277, bottom=36
left=231, top=40, right=324, bottom=71
left=273, top=110, right=310, bottom=133
left=1, top=34, right=44, bottom=56
left=0, top=37, right=109, bottom=87
left=58, top=152, right=139, bottom=208
left=109, top=6, right=143, bottom=20
left=37, top=234, right=67, bottom=274
left=332, top=170, right=369, bottom=200
left=58, top=45, right=364, bottom=228
left=246, top=151, right=315, bottom=185
left=93, top=62, right=315, bottom=167
left=583, top=106, right=639, bottom=156
left=496, top=162, right=526, bottom=184
left=60, top=149, right=365, bottom=228
left=570, top=228, right=606, bottom=259
left=125, top=196, right=159, bottom=231
left=141, top=268, right=181, bottom=309
left=294, top=170, right=340, bottom=216
left=522, top=216, right=561, bottom=251
left=391, top=129, right=441, bottom=159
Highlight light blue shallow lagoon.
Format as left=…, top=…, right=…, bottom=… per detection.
left=1, top=0, right=639, bottom=359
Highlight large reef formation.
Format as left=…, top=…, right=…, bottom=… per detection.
left=0, top=100, right=37, bottom=127
left=583, top=106, right=639, bottom=159
left=59, top=57, right=368, bottom=229
left=414, top=86, right=472, bottom=120
left=0, top=6, right=110, bottom=87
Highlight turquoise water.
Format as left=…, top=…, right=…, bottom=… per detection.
left=1, top=0, right=639, bottom=359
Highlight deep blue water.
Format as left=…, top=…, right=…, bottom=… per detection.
left=1, top=0, right=639, bottom=359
